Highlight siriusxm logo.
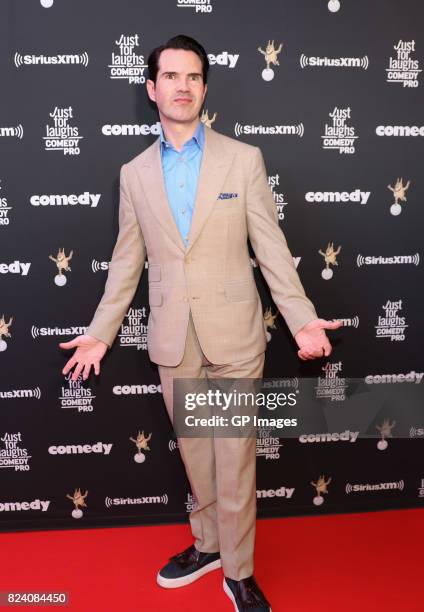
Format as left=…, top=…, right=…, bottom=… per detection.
left=300, top=54, right=369, bottom=69
left=357, top=254, right=419, bottom=267
left=14, top=53, right=89, bottom=67
left=0, top=388, right=41, bottom=399
left=235, top=122, right=304, bottom=137
left=346, top=481, right=404, bottom=493
left=32, top=326, right=87, bottom=338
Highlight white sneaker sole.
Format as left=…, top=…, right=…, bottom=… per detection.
left=223, top=577, right=272, bottom=611
left=156, top=558, right=221, bottom=589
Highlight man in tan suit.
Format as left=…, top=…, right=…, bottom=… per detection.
left=60, top=35, right=340, bottom=611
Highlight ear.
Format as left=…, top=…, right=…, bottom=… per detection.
left=201, top=83, right=208, bottom=104
left=146, top=79, right=156, bottom=103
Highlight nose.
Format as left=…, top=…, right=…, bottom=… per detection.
left=176, top=75, right=191, bottom=91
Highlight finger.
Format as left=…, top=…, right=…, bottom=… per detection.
left=321, top=320, right=343, bottom=330
left=82, top=362, right=92, bottom=381
left=71, top=361, right=84, bottom=382
left=93, top=361, right=100, bottom=376
left=323, top=342, right=332, bottom=357
left=59, top=339, right=79, bottom=349
left=62, top=357, right=77, bottom=376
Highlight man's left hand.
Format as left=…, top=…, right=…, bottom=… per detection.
left=294, top=318, right=342, bottom=361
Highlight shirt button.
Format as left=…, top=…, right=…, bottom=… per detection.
left=181, top=208, right=186, bottom=214
left=179, top=183, right=184, bottom=188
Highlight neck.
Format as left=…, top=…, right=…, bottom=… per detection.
left=160, top=116, right=200, bottom=152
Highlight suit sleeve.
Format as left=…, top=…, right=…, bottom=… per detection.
left=86, top=163, right=146, bottom=347
left=246, top=146, right=318, bottom=337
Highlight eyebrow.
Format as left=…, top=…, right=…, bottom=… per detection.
left=161, top=71, right=202, bottom=77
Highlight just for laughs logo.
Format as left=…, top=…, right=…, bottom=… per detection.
left=129, top=430, right=152, bottom=464
left=387, top=177, right=411, bottom=216
left=49, top=247, right=73, bottom=286
left=258, top=40, right=283, bottom=81
left=200, top=109, right=217, bottom=128
left=66, top=488, right=88, bottom=519
left=119, top=307, right=148, bottom=350
left=311, top=475, right=332, bottom=506
left=268, top=174, right=287, bottom=220
left=59, top=372, right=95, bottom=412
left=44, top=106, right=82, bottom=155
left=386, top=40, right=421, bottom=88
left=322, top=107, right=358, bottom=154
left=109, top=35, right=147, bottom=84
left=0, top=314, right=13, bottom=352
left=319, top=242, right=341, bottom=280
left=375, top=418, right=396, bottom=451
left=375, top=299, right=408, bottom=342
left=315, top=362, right=347, bottom=401
left=256, top=427, right=283, bottom=460
left=0, top=180, right=12, bottom=227
left=0, top=432, right=31, bottom=472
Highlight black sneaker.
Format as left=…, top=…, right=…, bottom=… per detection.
left=156, top=544, right=221, bottom=588
left=223, top=576, right=272, bottom=611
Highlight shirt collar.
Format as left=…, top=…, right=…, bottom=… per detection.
left=159, top=121, right=205, bottom=154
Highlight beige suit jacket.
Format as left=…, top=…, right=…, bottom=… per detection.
left=87, top=126, right=317, bottom=366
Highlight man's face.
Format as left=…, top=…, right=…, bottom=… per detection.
left=147, top=48, right=207, bottom=125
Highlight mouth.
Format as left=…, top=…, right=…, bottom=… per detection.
left=174, top=98, right=193, bottom=104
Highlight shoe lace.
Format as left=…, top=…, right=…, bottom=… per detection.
left=170, top=545, right=199, bottom=567
left=236, top=577, right=269, bottom=609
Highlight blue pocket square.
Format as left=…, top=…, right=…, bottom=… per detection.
left=218, top=192, right=238, bottom=200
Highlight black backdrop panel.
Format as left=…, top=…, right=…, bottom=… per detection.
left=1, top=0, right=423, bottom=531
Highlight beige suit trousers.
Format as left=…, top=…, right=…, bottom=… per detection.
left=158, top=312, right=265, bottom=581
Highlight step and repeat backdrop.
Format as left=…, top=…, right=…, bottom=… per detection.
left=1, top=0, right=423, bottom=531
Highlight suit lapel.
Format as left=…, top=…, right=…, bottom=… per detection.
left=134, top=126, right=234, bottom=254
left=185, top=127, right=234, bottom=254
left=135, top=138, right=186, bottom=252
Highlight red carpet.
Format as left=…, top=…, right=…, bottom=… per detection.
left=1, top=509, right=422, bottom=611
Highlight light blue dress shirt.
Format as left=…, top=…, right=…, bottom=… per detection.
left=159, top=121, right=205, bottom=248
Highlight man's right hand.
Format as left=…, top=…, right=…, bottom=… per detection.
left=59, top=334, right=108, bottom=381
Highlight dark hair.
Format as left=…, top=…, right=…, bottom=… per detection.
left=147, top=34, right=209, bottom=84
